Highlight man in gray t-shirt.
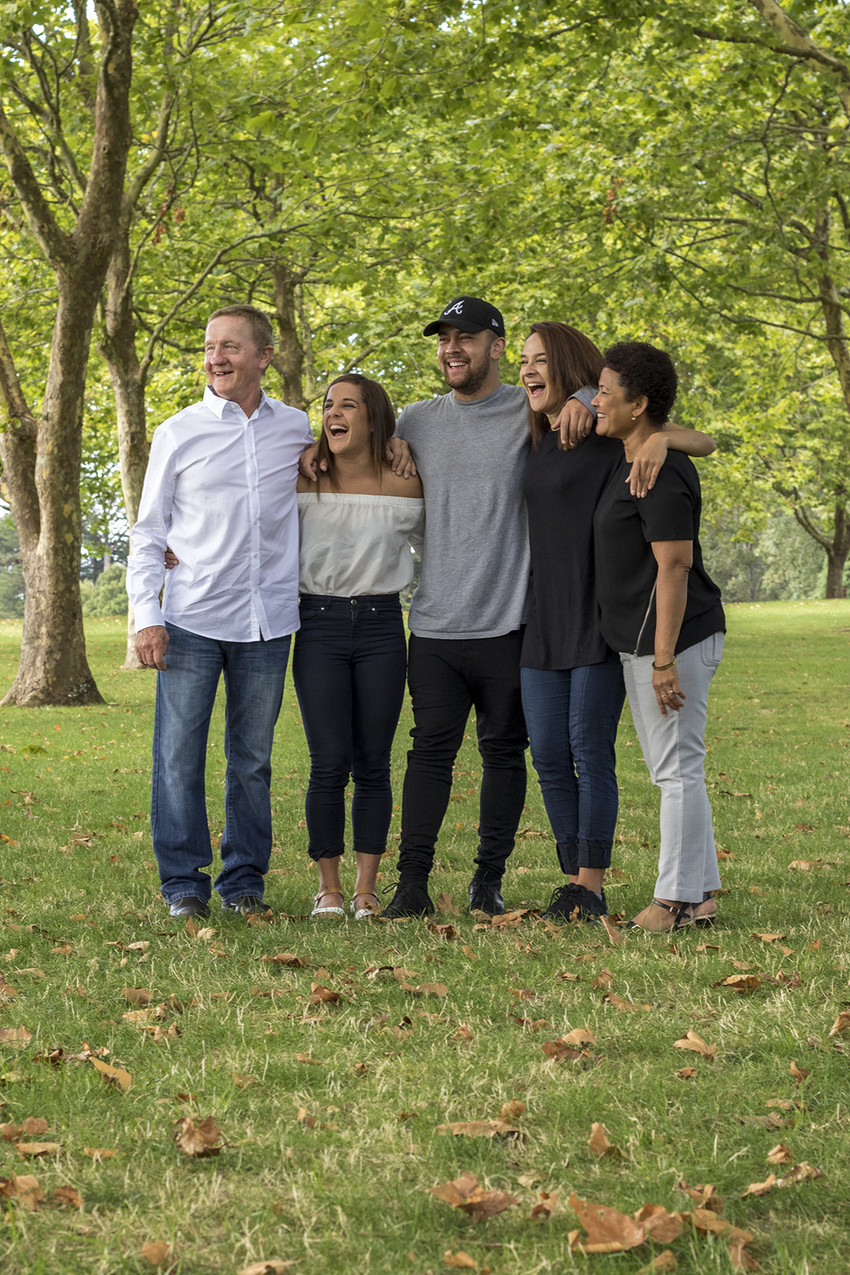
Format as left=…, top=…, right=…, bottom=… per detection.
left=381, top=295, right=592, bottom=918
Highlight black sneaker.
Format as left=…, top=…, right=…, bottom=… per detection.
left=468, top=872, right=505, bottom=916
left=221, top=895, right=269, bottom=915
left=540, top=883, right=607, bottom=924
left=169, top=896, right=210, bottom=918
left=380, top=879, right=434, bottom=918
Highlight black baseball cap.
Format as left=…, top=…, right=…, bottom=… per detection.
left=423, top=295, right=505, bottom=338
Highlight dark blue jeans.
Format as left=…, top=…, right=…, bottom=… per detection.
left=398, top=631, right=528, bottom=880
left=292, top=594, right=407, bottom=860
left=520, top=655, right=625, bottom=872
left=151, top=623, right=291, bottom=905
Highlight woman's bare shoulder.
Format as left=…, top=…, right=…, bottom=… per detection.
left=381, top=468, right=424, bottom=499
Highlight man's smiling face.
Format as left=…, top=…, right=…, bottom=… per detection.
left=436, top=324, right=502, bottom=398
left=204, top=315, right=273, bottom=414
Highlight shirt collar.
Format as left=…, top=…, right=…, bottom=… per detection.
left=203, top=384, right=270, bottom=420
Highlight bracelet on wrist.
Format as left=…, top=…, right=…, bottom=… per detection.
left=652, top=657, right=677, bottom=671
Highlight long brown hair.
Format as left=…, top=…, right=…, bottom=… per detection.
left=526, top=321, right=605, bottom=446
left=316, top=375, right=396, bottom=490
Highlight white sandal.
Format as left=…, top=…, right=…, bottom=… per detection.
left=311, top=889, right=344, bottom=919
left=350, top=892, right=380, bottom=921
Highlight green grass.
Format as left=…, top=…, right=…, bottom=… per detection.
left=0, top=602, right=848, bottom=1274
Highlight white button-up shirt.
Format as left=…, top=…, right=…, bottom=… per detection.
left=127, top=386, right=314, bottom=641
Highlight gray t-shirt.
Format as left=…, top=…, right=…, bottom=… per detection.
left=396, top=383, right=531, bottom=639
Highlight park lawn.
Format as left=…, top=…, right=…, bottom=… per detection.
left=0, top=601, right=847, bottom=1275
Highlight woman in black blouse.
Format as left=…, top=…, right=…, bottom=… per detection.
left=519, top=323, right=715, bottom=925
left=592, top=341, right=725, bottom=931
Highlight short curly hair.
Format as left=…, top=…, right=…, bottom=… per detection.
left=602, top=341, right=677, bottom=428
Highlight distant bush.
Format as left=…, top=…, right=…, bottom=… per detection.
left=80, top=565, right=128, bottom=617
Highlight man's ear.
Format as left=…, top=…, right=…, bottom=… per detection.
left=491, top=335, right=506, bottom=361
left=259, top=344, right=275, bottom=373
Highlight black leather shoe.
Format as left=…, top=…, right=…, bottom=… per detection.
left=169, top=896, right=210, bottom=918
left=221, top=895, right=269, bottom=915
left=468, top=873, right=505, bottom=916
left=540, top=883, right=607, bottom=924
left=380, top=879, right=434, bottom=918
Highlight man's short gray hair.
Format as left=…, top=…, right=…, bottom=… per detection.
left=208, top=304, right=274, bottom=353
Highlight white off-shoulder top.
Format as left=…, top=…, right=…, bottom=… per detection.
left=297, top=491, right=425, bottom=597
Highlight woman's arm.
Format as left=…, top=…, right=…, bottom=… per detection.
left=628, top=424, right=716, bottom=498
left=650, top=539, right=692, bottom=717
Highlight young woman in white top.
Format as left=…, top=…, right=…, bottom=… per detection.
left=294, top=375, right=424, bottom=919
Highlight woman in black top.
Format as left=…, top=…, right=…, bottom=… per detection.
left=520, top=323, right=715, bottom=924
left=592, top=341, right=725, bottom=931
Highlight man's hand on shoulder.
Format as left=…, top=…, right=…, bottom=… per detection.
left=387, top=436, right=418, bottom=478
left=299, top=441, right=321, bottom=482
left=136, top=625, right=169, bottom=670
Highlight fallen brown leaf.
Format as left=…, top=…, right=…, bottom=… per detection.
left=236, top=1263, right=296, bottom=1274
left=588, top=1122, right=625, bottom=1159
left=82, top=1147, right=116, bottom=1160
left=780, top=1161, right=822, bottom=1184
left=563, top=1027, right=596, bottom=1046
left=500, top=1100, right=525, bottom=1121
left=0, top=1025, right=32, bottom=1047
left=173, top=1116, right=221, bottom=1157
left=767, top=1143, right=793, bottom=1164
left=121, top=988, right=152, bottom=1005
left=436, top=1120, right=519, bottom=1140
left=829, top=1011, right=850, bottom=1038
left=789, top=1059, right=810, bottom=1084
left=90, top=1058, right=133, bottom=1090
left=262, top=953, right=307, bottom=967
left=673, top=1030, right=716, bottom=1059
left=15, top=1142, right=60, bottom=1158
left=0, top=1117, right=49, bottom=1142
left=414, top=982, right=449, bottom=997
left=426, top=922, right=459, bottom=940
left=676, top=1067, right=698, bottom=1079
left=717, top=974, right=762, bottom=994
left=140, top=1242, right=174, bottom=1268
left=307, top=983, right=340, bottom=1005
left=53, top=1185, right=84, bottom=1209
left=604, top=991, right=651, bottom=1012
left=638, top=1251, right=678, bottom=1273
left=442, top=1252, right=478, bottom=1269
left=676, top=1181, right=722, bottom=1211
left=743, top=1174, right=777, bottom=1198
left=635, top=1204, right=683, bottom=1244
left=541, top=1038, right=594, bottom=1063
left=568, top=1193, right=646, bottom=1253
left=530, top=1190, right=558, bottom=1221
left=0, top=1174, right=44, bottom=1210
left=428, top=1172, right=518, bottom=1222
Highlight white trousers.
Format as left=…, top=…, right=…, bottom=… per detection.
left=620, top=632, right=724, bottom=903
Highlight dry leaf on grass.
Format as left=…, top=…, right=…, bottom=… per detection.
left=780, top=1162, right=821, bottom=1184
left=717, top=974, right=762, bottom=994
left=568, top=1194, right=646, bottom=1253
left=789, top=1059, right=810, bottom=1083
left=588, top=1123, right=625, bottom=1159
left=427, top=922, right=460, bottom=940
left=635, top=1204, right=683, bottom=1244
left=638, top=1251, right=678, bottom=1273
left=82, top=1146, right=116, bottom=1160
left=436, top=1120, right=519, bottom=1140
left=236, top=1263, right=296, bottom=1274
left=676, top=1067, right=698, bottom=1079
left=139, top=1242, right=174, bottom=1268
left=673, top=1031, right=716, bottom=1059
left=173, top=1116, right=221, bottom=1157
left=0, top=1117, right=50, bottom=1142
left=53, top=1185, right=84, bottom=1209
left=563, top=1027, right=596, bottom=1046
left=604, top=992, right=651, bottom=1012
left=307, top=983, right=340, bottom=1005
left=0, top=1174, right=44, bottom=1210
left=541, top=1038, right=595, bottom=1064
left=121, top=988, right=152, bottom=1005
left=742, top=1174, right=777, bottom=1198
left=442, top=1253, right=479, bottom=1270
left=766, top=1143, right=794, bottom=1164
left=500, top=1100, right=525, bottom=1120
left=676, top=1181, right=722, bottom=1211
left=90, top=1058, right=133, bottom=1090
left=15, top=1142, right=60, bottom=1157
left=0, top=1025, right=31, bottom=1047
left=530, top=1190, right=557, bottom=1221
left=428, top=1172, right=518, bottom=1222
left=829, top=1011, right=850, bottom=1037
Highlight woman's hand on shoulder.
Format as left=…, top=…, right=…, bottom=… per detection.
left=628, top=432, right=669, bottom=498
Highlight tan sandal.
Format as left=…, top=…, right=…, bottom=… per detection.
left=311, top=889, right=344, bottom=919
left=350, top=892, right=380, bottom=921
left=626, top=898, right=694, bottom=932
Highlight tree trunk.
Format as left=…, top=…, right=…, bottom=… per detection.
left=3, top=284, right=103, bottom=705
left=824, top=504, right=850, bottom=599
left=270, top=263, right=306, bottom=410
left=101, top=237, right=150, bottom=670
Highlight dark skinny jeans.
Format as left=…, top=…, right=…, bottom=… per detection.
left=292, top=594, right=407, bottom=860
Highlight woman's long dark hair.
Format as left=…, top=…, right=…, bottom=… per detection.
left=526, top=321, right=605, bottom=446
left=316, top=374, right=396, bottom=490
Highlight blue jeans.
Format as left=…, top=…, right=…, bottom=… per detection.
left=151, top=623, right=291, bottom=905
left=620, top=633, right=724, bottom=902
left=292, top=594, right=407, bottom=859
left=520, top=655, right=625, bottom=872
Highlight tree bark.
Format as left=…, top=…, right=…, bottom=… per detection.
left=270, top=263, right=306, bottom=411
left=0, top=0, right=138, bottom=705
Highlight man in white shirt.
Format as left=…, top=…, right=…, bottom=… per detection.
left=127, top=305, right=313, bottom=919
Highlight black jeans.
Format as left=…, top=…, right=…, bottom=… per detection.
left=398, top=631, right=528, bottom=879
left=292, top=594, right=407, bottom=860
